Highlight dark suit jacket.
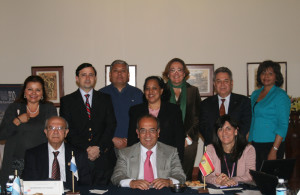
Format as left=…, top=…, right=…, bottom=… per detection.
left=22, top=143, right=91, bottom=188
left=199, top=93, right=251, bottom=145
left=60, top=89, right=117, bottom=184
left=182, top=83, right=201, bottom=141
left=127, top=102, right=185, bottom=162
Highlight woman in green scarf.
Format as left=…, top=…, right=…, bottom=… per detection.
left=163, top=58, right=202, bottom=181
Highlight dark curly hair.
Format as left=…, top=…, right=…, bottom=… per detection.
left=162, top=58, right=190, bottom=81
left=143, top=76, right=171, bottom=102
left=212, top=115, right=248, bottom=163
left=256, top=60, right=283, bottom=87
left=15, top=75, right=49, bottom=104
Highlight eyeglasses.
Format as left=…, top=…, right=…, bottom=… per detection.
left=47, top=126, right=66, bottom=131
left=169, top=68, right=184, bottom=74
left=139, top=128, right=158, bottom=134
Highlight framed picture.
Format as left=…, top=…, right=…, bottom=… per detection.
left=105, top=65, right=137, bottom=87
left=186, top=64, right=214, bottom=97
left=247, top=62, right=287, bottom=96
left=31, top=66, right=64, bottom=107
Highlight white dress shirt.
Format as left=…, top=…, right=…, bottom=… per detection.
left=48, top=143, right=66, bottom=182
left=218, top=94, right=231, bottom=114
left=79, top=88, right=93, bottom=107
left=120, top=143, right=179, bottom=187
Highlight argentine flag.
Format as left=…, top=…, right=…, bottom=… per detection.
left=70, top=156, right=79, bottom=180
left=12, top=176, right=21, bottom=195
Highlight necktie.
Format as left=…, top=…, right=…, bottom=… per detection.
left=51, top=151, right=60, bottom=180
left=219, top=99, right=226, bottom=116
left=85, top=94, right=91, bottom=120
left=144, top=150, right=154, bottom=182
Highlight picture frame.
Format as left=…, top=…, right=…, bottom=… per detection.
left=105, top=65, right=137, bottom=87
left=31, top=66, right=64, bottom=107
left=186, top=64, right=214, bottom=97
left=247, top=62, right=287, bottom=96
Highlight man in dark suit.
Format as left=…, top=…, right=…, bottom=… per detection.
left=199, top=67, right=251, bottom=145
left=60, top=63, right=117, bottom=185
left=22, top=116, right=91, bottom=188
left=111, top=114, right=185, bottom=190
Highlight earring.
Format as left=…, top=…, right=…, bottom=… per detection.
left=41, top=96, right=44, bottom=100
left=24, top=94, right=26, bottom=99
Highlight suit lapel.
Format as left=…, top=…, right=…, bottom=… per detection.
left=156, top=142, right=166, bottom=178
left=41, top=143, right=50, bottom=179
left=228, top=93, right=237, bottom=114
left=212, top=95, right=220, bottom=117
left=75, top=89, right=90, bottom=120
left=64, top=144, right=72, bottom=186
left=129, top=144, right=141, bottom=179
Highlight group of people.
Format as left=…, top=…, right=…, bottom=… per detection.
left=0, top=58, right=290, bottom=190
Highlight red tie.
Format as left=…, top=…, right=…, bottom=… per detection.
left=85, top=94, right=91, bottom=120
left=144, top=150, right=154, bottom=182
left=220, top=99, right=226, bottom=116
left=51, top=151, right=60, bottom=180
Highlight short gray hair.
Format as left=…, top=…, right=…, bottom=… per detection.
left=110, top=60, right=129, bottom=71
left=44, top=116, right=69, bottom=129
left=213, top=67, right=233, bottom=81
left=136, top=114, right=160, bottom=130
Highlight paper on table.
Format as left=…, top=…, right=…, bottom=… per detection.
left=208, top=188, right=224, bottom=194
left=89, top=189, right=108, bottom=194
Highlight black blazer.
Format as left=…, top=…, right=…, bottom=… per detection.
left=60, top=89, right=116, bottom=151
left=199, top=93, right=252, bottom=145
left=127, top=101, right=185, bottom=162
left=60, top=89, right=117, bottom=185
left=22, top=143, right=91, bottom=188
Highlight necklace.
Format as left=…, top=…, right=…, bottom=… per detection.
left=27, top=105, right=39, bottom=114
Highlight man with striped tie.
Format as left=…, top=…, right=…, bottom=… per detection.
left=22, top=116, right=91, bottom=188
left=60, top=63, right=117, bottom=185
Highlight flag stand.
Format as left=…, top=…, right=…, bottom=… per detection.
left=66, top=151, right=80, bottom=195
left=198, top=176, right=209, bottom=194
left=198, top=147, right=212, bottom=194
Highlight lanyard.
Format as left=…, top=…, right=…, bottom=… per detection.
left=224, top=156, right=236, bottom=178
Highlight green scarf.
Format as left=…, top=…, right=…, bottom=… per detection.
left=168, top=80, right=187, bottom=122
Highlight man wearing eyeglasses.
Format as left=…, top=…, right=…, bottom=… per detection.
left=199, top=67, right=251, bottom=146
left=22, top=116, right=91, bottom=188
left=60, top=63, right=117, bottom=185
left=111, top=114, right=185, bottom=190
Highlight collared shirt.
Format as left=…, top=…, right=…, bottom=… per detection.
left=48, top=143, right=66, bottom=182
left=79, top=88, right=93, bottom=107
left=99, top=84, right=143, bottom=138
left=218, top=94, right=231, bottom=114
left=119, top=144, right=179, bottom=187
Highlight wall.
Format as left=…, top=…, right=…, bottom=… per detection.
left=1, top=0, right=299, bottom=97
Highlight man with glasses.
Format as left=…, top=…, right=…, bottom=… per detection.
left=111, top=114, right=185, bottom=190
left=199, top=67, right=251, bottom=145
left=22, top=116, right=91, bottom=188
left=60, top=63, right=117, bottom=185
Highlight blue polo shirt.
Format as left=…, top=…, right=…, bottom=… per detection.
left=100, top=84, right=143, bottom=138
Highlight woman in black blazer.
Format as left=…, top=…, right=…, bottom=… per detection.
left=127, top=76, right=185, bottom=162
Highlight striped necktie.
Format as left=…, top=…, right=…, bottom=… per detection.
left=51, top=151, right=60, bottom=180
left=85, top=94, right=91, bottom=119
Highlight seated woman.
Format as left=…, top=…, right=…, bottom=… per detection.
left=127, top=76, right=185, bottom=162
left=205, top=115, right=255, bottom=186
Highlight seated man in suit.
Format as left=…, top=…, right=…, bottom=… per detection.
left=111, top=114, right=186, bottom=190
left=200, top=67, right=252, bottom=145
left=22, top=116, right=91, bottom=188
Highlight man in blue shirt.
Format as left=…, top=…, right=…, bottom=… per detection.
left=100, top=60, right=143, bottom=150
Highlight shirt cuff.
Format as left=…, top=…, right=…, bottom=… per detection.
left=120, top=179, right=133, bottom=187
left=185, top=137, right=193, bottom=145
left=169, top=177, right=179, bottom=184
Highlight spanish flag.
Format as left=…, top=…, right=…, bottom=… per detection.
left=199, top=152, right=214, bottom=176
